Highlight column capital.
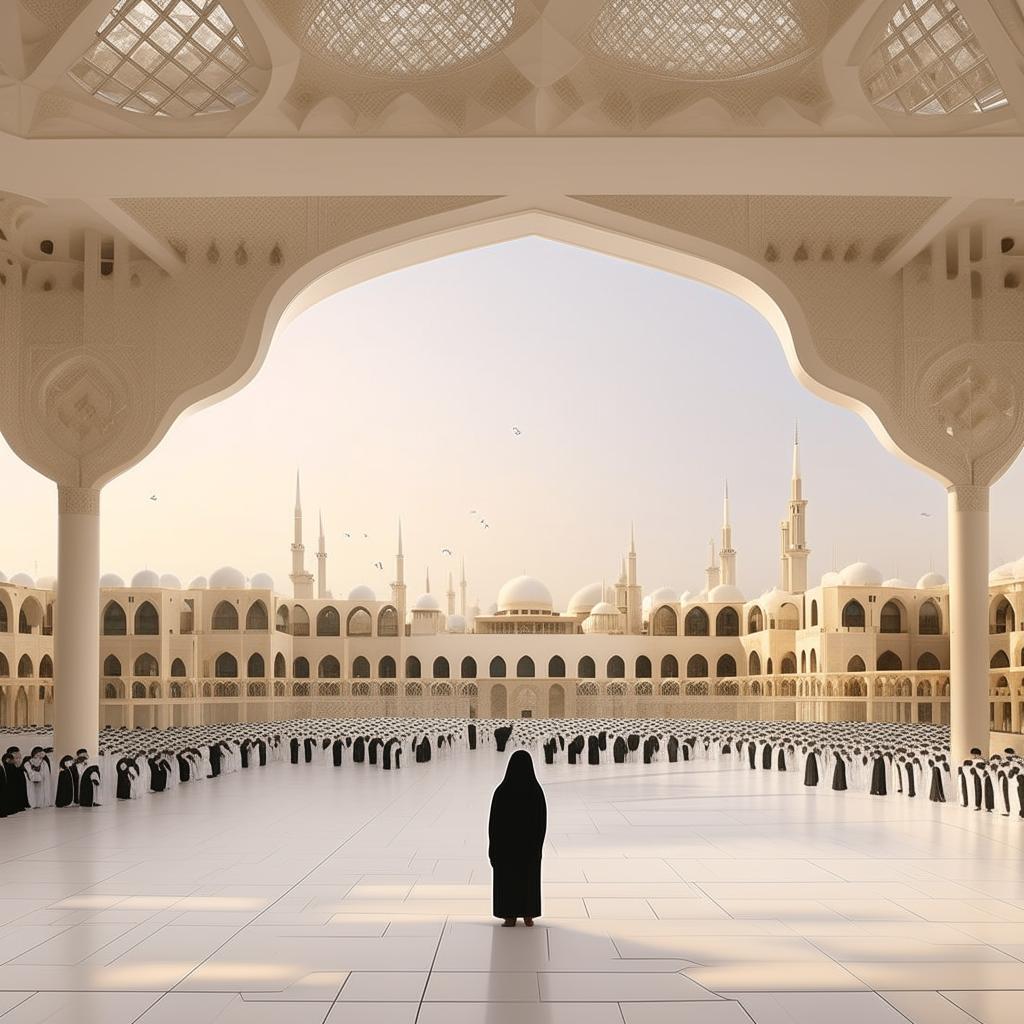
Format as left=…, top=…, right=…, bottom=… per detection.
left=57, top=485, right=100, bottom=516
left=947, top=484, right=989, bottom=513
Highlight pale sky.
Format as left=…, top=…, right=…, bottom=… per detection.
left=4, top=237, right=1024, bottom=607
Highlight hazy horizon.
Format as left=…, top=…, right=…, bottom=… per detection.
left=3, top=237, right=1024, bottom=607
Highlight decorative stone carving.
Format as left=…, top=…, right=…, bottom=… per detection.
left=57, top=484, right=100, bottom=516
left=38, top=352, right=128, bottom=459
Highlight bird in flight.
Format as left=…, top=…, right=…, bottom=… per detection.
left=148, top=495, right=158, bottom=501
left=362, top=533, right=368, bottom=539
left=512, top=426, right=521, bottom=436
left=920, top=512, right=932, bottom=518
left=373, top=561, right=384, bottom=570
left=442, top=548, right=452, bottom=556
left=343, top=532, right=351, bottom=539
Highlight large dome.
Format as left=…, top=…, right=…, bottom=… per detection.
left=414, top=592, right=440, bottom=611
left=648, top=586, right=679, bottom=607
left=10, top=572, right=34, bottom=587
left=210, top=566, right=246, bottom=589
left=131, top=569, right=160, bottom=588
left=757, top=587, right=796, bottom=614
left=159, top=574, right=181, bottom=590
left=100, top=573, right=125, bottom=588
left=567, top=582, right=603, bottom=616
left=250, top=573, right=275, bottom=590
left=189, top=576, right=209, bottom=590
left=447, top=613, right=467, bottom=634
left=497, top=575, right=552, bottom=613
left=590, top=601, right=619, bottom=616
left=839, top=562, right=883, bottom=587
left=708, top=583, right=745, bottom=604
left=348, top=584, right=376, bottom=601
left=917, top=571, right=946, bottom=589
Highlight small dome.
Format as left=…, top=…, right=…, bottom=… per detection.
left=757, top=587, right=795, bottom=614
left=883, top=578, right=911, bottom=589
left=708, top=583, right=745, bottom=603
left=917, top=571, right=946, bottom=589
left=820, top=571, right=841, bottom=586
left=497, top=575, right=553, bottom=613
left=348, top=584, right=376, bottom=601
left=250, top=573, right=275, bottom=590
left=10, top=572, right=35, bottom=587
left=839, top=562, right=883, bottom=587
left=36, top=576, right=57, bottom=591
left=189, top=576, right=209, bottom=590
left=100, top=573, right=125, bottom=588
left=679, top=590, right=691, bottom=603
left=414, top=592, right=440, bottom=611
left=447, top=613, right=467, bottom=633
left=131, top=570, right=160, bottom=588
left=681, top=590, right=707, bottom=605
left=209, top=566, right=246, bottom=589
left=590, top=601, right=619, bottom=616
left=567, top=582, right=603, bottom=616
left=649, top=586, right=679, bottom=606
left=159, top=574, right=181, bottom=590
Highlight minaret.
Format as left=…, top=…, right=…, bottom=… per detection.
left=625, top=523, right=642, bottom=635
left=289, top=471, right=314, bottom=599
left=614, top=556, right=627, bottom=614
left=786, top=424, right=810, bottom=593
left=316, top=511, right=328, bottom=599
left=720, top=480, right=736, bottom=587
left=705, top=538, right=720, bottom=592
left=391, top=519, right=407, bottom=631
left=459, top=558, right=467, bottom=617
left=446, top=570, right=455, bottom=616
left=779, top=518, right=791, bottom=591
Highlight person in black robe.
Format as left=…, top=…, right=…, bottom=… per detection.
left=468, top=724, right=477, bottom=750
left=177, top=752, right=192, bottom=782
left=303, top=737, right=315, bottom=764
left=369, top=738, right=384, bottom=765
left=383, top=739, right=401, bottom=770
left=542, top=739, right=556, bottom=765
left=79, top=765, right=101, bottom=807
left=803, top=749, right=819, bottom=787
left=776, top=746, right=788, bottom=772
left=494, top=726, right=513, bottom=753
left=289, top=737, right=300, bottom=764
left=612, top=736, right=627, bottom=763
left=666, top=736, right=679, bottom=763
left=567, top=735, right=584, bottom=765
left=587, top=736, right=600, bottom=765
left=870, top=753, right=888, bottom=796
left=116, top=758, right=134, bottom=799
left=488, top=750, right=546, bottom=928
left=0, top=760, right=7, bottom=818
left=55, top=755, right=76, bottom=807
left=332, top=739, right=344, bottom=767
left=598, top=731, right=608, bottom=752
left=831, top=750, right=848, bottom=791
left=148, top=755, right=167, bottom=792
left=3, top=751, right=28, bottom=814
left=353, top=737, right=366, bottom=763
left=626, top=734, right=640, bottom=757
left=747, top=740, right=757, bottom=770
left=417, top=737, right=432, bottom=763
left=980, top=762, right=995, bottom=811
left=761, top=741, right=774, bottom=770
left=209, top=742, right=223, bottom=777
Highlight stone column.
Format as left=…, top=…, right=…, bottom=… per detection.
left=948, top=484, right=990, bottom=762
left=53, top=485, right=101, bottom=758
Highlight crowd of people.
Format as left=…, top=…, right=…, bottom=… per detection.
left=3, top=716, right=1023, bottom=819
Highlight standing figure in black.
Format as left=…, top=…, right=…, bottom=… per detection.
left=488, top=750, right=546, bottom=928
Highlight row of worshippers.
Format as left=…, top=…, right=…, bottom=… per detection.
left=2, top=745, right=103, bottom=814
left=956, top=747, right=1024, bottom=817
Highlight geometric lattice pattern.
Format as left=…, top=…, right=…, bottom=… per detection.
left=67, top=0, right=260, bottom=117
left=301, top=0, right=517, bottom=77
left=588, top=0, right=812, bottom=80
left=861, top=0, right=1007, bottom=116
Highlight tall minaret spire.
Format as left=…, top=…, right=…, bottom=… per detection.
left=316, top=510, right=328, bottom=599
left=446, top=570, right=455, bottom=616
left=781, top=425, right=810, bottom=593
left=720, top=479, right=737, bottom=588
left=391, top=518, right=407, bottom=633
left=625, top=522, right=641, bottom=634
left=289, top=470, right=314, bottom=598
left=459, top=558, right=467, bottom=618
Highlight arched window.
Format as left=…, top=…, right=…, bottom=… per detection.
left=489, top=656, right=506, bottom=678
left=104, top=682, right=118, bottom=699
left=990, top=649, right=1010, bottom=669
left=170, top=658, right=187, bottom=677
left=517, top=656, right=535, bottom=678
left=779, top=653, right=796, bottom=674
left=919, top=600, right=941, bottom=635
left=841, top=600, right=865, bottom=628
left=132, top=681, right=146, bottom=698
left=274, top=681, right=286, bottom=696
left=245, top=600, right=268, bottom=630
left=319, top=655, right=341, bottom=678
left=800, top=651, right=807, bottom=672
left=578, top=656, right=596, bottom=678
left=716, top=654, right=736, bottom=677
left=716, top=607, right=739, bottom=636
left=404, top=681, right=422, bottom=697
left=247, top=653, right=265, bottom=678
left=766, top=658, right=773, bottom=674
left=847, top=655, right=866, bottom=672
left=18, top=598, right=41, bottom=634
left=212, top=601, right=238, bottom=630
left=33, top=655, right=49, bottom=679
left=378, top=655, right=396, bottom=678
left=660, top=654, right=678, bottom=678
left=607, top=655, right=625, bottom=678
left=809, top=649, right=817, bottom=672
left=810, top=599, right=818, bottom=626
left=215, top=682, right=238, bottom=698
left=548, top=655, right=565, bottom=678
left=433, top=656, right=451, bottom=679
left=352, top=656, right=371, bottom=678
left=460, top=656, right=477, bottom=679
left=684, top=607, right=709, bottom=636
left=635, top=655, right=652, bottom=678
left=877, top=650, right=902, bottom=671
left=102, top=653, right=122, bottom=676
left=248, top=682, right=266, bottom=697
left=0, top=599, right=8, bottom=633
left=293, top=656, right=310, bottom=679
left=549, top=683, right=565, bottom=717
left=748, top=650, right=761, bottom=674
left=274, top=652, right=286, bottom=678
left=102, top=601, right=127, bottom=635
left=275, top=605, right=290, bottom=633
left=293, top=682, right=309, bottom=697
left=214, top=652, right=238, bottom=678
left=292, top=605, right=310, bottom=637
left=405, top=656, right=421, bottom=678
left=490, top=682, right=507, bottom=717
left=317, top=606, right=341, bottom=637
left=686, top=654, right=708, bottom=678
left=378, top=606, right=399, bottom=637
left=134, top=652, right=159, bottom=676
left=652, top=605, right=677, bottom=636
left=993, top=598, right=1015, bottom=634
left=879, top=600, right=903, bottom=633
left=748, top=606, right=764, bottom=633
left=347, top=607, right=373, bottom=637
left=917, top=651, right=940, bottom=670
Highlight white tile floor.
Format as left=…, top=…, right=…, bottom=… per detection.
left=2, top=747, right=1024, bottom=1023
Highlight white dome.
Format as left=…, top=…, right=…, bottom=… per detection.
left=917, top=571, right=946, bottom=589
left=209, top=566, right=246, bottom=589
left=447, top=613, right=467, bottom=633
left=649, top=586, right=679, bottom=606
left=159, top=574, right=181, bottom=590
left=567, top=582, right=603, bottom=616
left=990, top=563, right=1015, bottom=584
left=36, top=575, right=57, bottom=591
left=820, top=571, right=841, bottom=586
left=497, top=575, right=552, bottom=613
left=250, top=572, right=275, bottom=590
left=679, top=590, right=691, bottom=603
left=681, top=590, right=707, bottom=606
left=757, top=587, right=795, bottom=614
left=10, top=572, right=34, bottom=587
left=590, top=601, right=619, bottom=616
left=839, top=562, right=883, bottom=587
left=414, top=592, right=440, bottom=611
left=189, top=576, right=209, bottom=590
left=883, top=578, right=911, bottom=589
left=348, top=584, right=376, bottom=601
left=100, top=573, right=125, bottom=588
left=708, top=583, right=745, bottom=603
left=131, top=570, right=160, bottom=588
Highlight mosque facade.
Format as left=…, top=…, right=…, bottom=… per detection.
left=1, top=440, right=1022, bottom=735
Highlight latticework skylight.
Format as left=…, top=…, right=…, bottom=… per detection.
left=862, top=0, right=1007, bottom=116
left=301, top=0, right=516, bottom=77
left=588, top=0, right=812, bottom=81
left=68, top=0, right=260, bottom=117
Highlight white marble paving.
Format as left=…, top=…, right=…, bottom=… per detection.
left=2, top=747, right=1024, bottom=1023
